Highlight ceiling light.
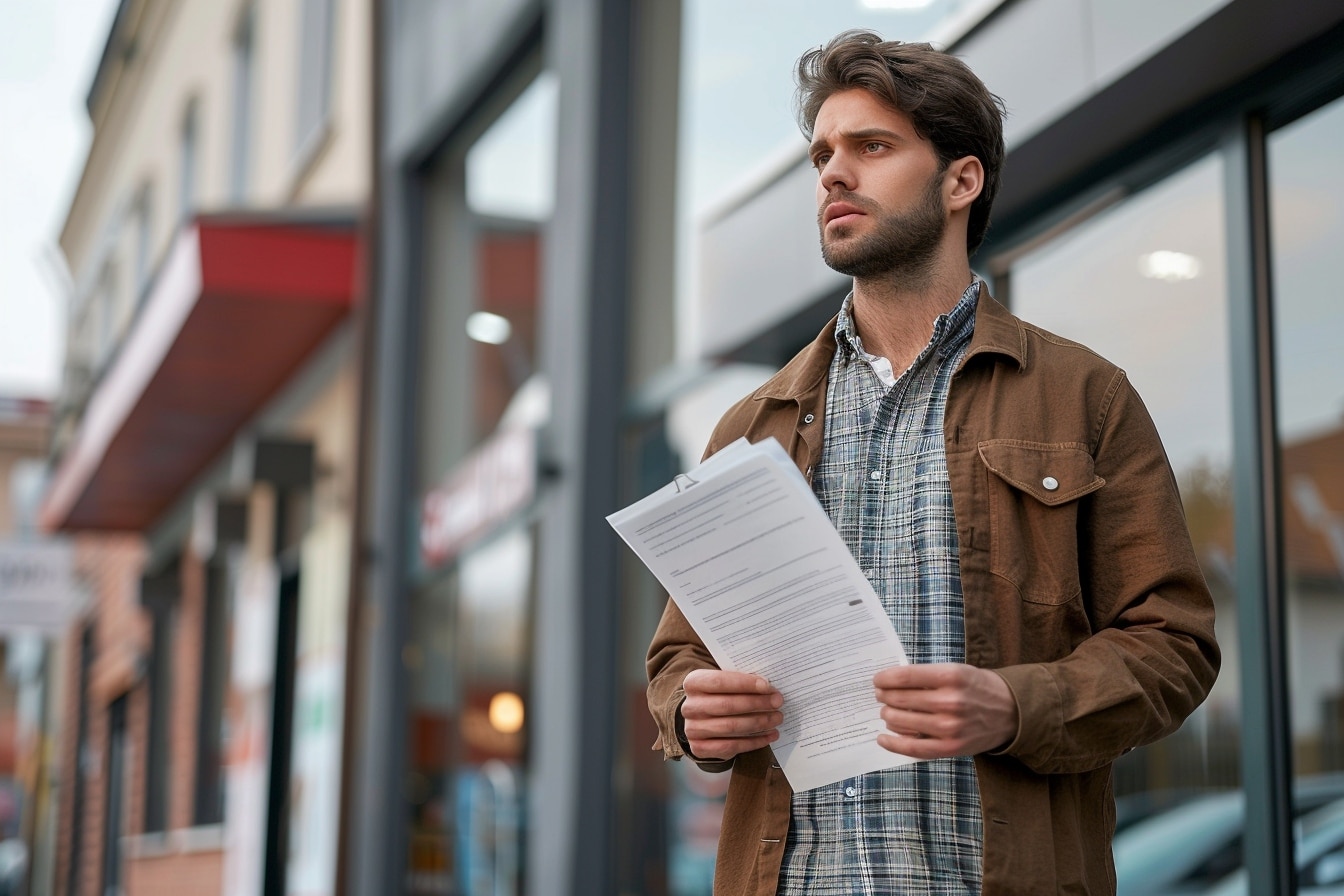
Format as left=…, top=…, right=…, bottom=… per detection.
left=859, top=0, right=937, bottom=9
left=466, top=311, right=512, bottom=345
left=1138, top=250, right=1201, bottom=282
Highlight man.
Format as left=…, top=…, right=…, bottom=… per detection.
left=646, top=29, right=1220, bottom=896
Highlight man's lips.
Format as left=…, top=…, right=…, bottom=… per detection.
left=823, top=201, right=866, bottom=227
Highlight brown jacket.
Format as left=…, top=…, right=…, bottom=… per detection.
left=646, top=288, right=1220, bottom=895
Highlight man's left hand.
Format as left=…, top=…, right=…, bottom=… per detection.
left=873, top=663, right=1019, bottom=759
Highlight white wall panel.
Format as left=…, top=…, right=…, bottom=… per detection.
left=696, top=162, right=846, bottom=358
left=955, top=0, right=1093, bottom=146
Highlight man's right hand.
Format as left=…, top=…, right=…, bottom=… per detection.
left=679, top=669, right=784, bottom=761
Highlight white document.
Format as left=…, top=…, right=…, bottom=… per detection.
left=609, top=437, right=916, bottom=792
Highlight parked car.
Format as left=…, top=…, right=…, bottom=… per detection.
left=1114, top=774, right=1344, bottom=895
left=1207, top=797, right=1344, bottom=895
left=1114, top=786, right=1217, bottom=835
left=1115, top=790, right=1245, bottom=895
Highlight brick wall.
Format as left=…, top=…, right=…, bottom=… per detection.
left=171, top=553, right=206, bottom=833
left=126, top=845, right=225, bottom=893
left=52, top=536, right=225, bottom=896
left=53, top=534, right=146, bottom=896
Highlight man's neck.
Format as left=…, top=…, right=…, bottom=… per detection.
left=849, top=263, right=975, bottom=376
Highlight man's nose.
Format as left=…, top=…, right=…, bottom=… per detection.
left=819, top=151, right=856, bottom=193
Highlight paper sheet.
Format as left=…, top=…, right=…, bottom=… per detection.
left=609, top=437, right=917, bottom=791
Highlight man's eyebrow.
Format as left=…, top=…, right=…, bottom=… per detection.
left=808, top=128, right=905, bottom=157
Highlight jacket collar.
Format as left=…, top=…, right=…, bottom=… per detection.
left=751, top=281, right=1027, bottom=403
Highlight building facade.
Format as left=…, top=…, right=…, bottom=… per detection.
left=354, top=0, right=1344, bottom=894
left=40, top=1, right=370, bottom=894
left=0, top=396, right=66, bottom=896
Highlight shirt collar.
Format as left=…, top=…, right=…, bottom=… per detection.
left=749, top=282, right=1027, bottom=405
left=833, top=278, right=981, bottom=364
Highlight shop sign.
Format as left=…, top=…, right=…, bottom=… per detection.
left=421, top=426, right=537, bottom=569
left=0, top=539, right=82, bottom=635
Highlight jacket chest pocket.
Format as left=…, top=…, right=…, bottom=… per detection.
left=977, top=440, right=1105, bottom=606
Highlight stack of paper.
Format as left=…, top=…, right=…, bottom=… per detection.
left=608, top=437, right=916, bottom=792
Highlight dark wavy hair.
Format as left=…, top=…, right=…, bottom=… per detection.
left=796, top=30, right=1007, bottom=255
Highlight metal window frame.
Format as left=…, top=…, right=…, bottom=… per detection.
left=1223, top=109, right=1297, bottom=896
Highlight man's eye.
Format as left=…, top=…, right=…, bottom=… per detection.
left=812, top=153, right=831, bottom=169
left=864, top=142, right=884, bottom=153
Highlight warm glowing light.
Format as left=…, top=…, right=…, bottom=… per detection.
left=466, top=311, right=513, bottom=345
left=1138, top=250, right=1201, bottom=282
left=488, top=691, right=525, bottom=734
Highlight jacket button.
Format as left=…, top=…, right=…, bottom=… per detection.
left=1042, top=476, right=1059, bottom=491
left=803, top=414, right=815, bottom=424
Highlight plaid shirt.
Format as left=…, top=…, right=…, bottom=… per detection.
left=778, top=282, right=983, bottom=896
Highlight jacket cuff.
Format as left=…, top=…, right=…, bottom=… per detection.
left=984, top=669, right=1024, bottom=756
left=652, top=687, right=689, bottom=759
left=652, top=692, right=734, bottom=773
left=990, top=663, right=1062, bottom=768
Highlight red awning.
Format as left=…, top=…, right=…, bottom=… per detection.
left=41, top=216, right=359, bottom=532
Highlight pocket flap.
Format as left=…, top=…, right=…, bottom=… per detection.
left=977, top=440, right=1105, bottom=506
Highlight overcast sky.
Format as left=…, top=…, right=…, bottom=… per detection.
left=0, top=0, right=119, bottom=399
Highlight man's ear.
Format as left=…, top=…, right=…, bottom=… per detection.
left=945, top=155, right=984, bottom=212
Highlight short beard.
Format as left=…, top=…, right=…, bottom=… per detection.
left=819, top=173, right=946, bottom=282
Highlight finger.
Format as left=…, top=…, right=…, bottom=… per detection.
left=687, top=729, right=780, bottom=761
left=879, top=705, right=960, bottom=741
left=684, top=711, right=783, bottom=740
left=683, top=691, right=783, bottom=719
left=684, top=668, right=777, bottom=697
left=876, top=731, right=958, bottom=760
left=874, top=687, right=968, bottom=716
left=873, top=662, right=962, bottom=689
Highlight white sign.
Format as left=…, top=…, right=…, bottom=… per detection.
left=0, top=539, right=83, bottom=635
left=232, top=558, right=278, bottom=691
left=420, top=426, right=537, bottom=569
left=286, top=655, right=345, bottom=896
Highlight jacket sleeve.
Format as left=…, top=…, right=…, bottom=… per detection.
left=993, top=375, right=1222, bottom=774
left=645, top=596, right=733, bottom=771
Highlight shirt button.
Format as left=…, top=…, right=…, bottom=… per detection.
left=1042, top=476, right=1059, bottom=491
left=844, top=786, right=857, bottom=798
left=803, top=413, right=815, bottom=424
left=869, top=470, right=883, bottom=481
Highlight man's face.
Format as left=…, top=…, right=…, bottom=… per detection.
left=810, top=89, right=948, bottom=279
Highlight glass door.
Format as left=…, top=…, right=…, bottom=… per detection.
left=1269, top=92, right=1344, bottom=889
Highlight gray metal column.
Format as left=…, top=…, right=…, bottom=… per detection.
left=529, top=0, right=636, bottom=892
left=344, top=0, right=416, bottom=876
left=1224, top=114, right=1296, bottom=896
left=346, top=184, right=417, bottom=896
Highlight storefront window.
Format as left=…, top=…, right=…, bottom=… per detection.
left=415, top=71, right=554, bottom=497
left=1004, top=154, right=1242, bottom=888
left=454, top=527, right=533, bottom=895
left=1269, top=93, right=1344, bottom=877
left=407, top=66, right=554, bottom=896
